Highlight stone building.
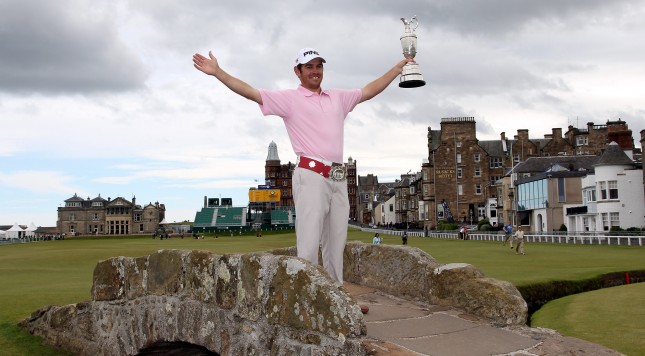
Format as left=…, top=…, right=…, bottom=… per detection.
left=265, top=141, right=295, bottom=208
left=417, top=117, right=635, bottom=230
left=263, top=142, right=359, bottom=221
left=57, top=194, right=165, bottom=235
left=565, top=119, right=634, bottom=156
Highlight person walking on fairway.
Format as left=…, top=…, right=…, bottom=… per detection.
left=193, top=48, right=411, bottom=284
left=514, top=226, right=525, bottom=255
left=503, top=223, right=513, bottom=248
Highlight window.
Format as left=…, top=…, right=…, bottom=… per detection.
left=490, top=157, right=503, bottom=168
left=458, top=184, right=463, bottom=196
left=474, top=154, right=480, bottom=162
left=364, top=194, right=369, bottom=200
left=69, top=225, right=75, bottom=233
left=457, top=154, right=462, bottom=164
left=475, top=184, right=482, bottom=195
left=410, top=186, right=415, bottom=194
left=456, top=141, right=462, bottom=148
left=139, top=224, right=144, bottom=232
left=608, top=180, right=618, bottom=199
left=389, top=204, right=393, bottom=212
left=584, top=188, right=596, bottom=203
left=490, top=176, right=501, bottom=186
left=490, top=209, right=497, bottom=218
left=599, top=181, right=607, bottom=200
left=474, top=167, right=481, bottom=177
left=513, top=154, right=520, bottom=163
left=93, top=213, right=100, bottom=220
left=457, top=168, right=463, bottom=179
left=576, top=136, right=589, bottom=146
left=558, top=177, right=565, bottom=202
left=478, top=205, right=485, bottom=218
left=69, top=213, right=75, bottom=221
left=610, top=212, right=620, bottom=228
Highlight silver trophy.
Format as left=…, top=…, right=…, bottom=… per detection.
left=399, top=16, right=426, bottom=88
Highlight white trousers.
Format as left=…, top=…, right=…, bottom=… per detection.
left=292, top=166, right=349, bottom=284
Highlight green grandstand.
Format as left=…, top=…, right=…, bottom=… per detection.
left=193, top=207, right=247, bottom=229
left=193, top=205, right=295, bottom=232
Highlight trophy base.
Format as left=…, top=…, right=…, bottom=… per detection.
left=399, top=79, right=426, bottom=88
left=399, top=63, right=426, bottom=88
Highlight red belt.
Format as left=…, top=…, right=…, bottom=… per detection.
left=298, top=156, right=332, bottom=178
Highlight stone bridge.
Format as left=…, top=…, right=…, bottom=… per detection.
left=20, top=242, right=527, bottom=355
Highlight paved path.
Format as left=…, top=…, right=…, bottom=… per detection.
left=344, top=283, right=623, bottom=356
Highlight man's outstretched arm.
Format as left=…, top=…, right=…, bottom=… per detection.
left=193, top=51, right=262, bottom=105
left=359, top=58, right=412, bottom=103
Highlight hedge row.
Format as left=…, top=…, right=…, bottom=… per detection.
left=518, top=270, right=645, bottom=322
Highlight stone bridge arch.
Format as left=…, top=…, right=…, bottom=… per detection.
left=21, top=242, right=527, bottom=355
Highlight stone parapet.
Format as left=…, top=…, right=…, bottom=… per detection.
left=21, top=243, right=528, bottom=355
left=21, top=249, right=366, bottom=355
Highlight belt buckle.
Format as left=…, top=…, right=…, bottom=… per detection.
left=329, top=165, right=346, bottom=182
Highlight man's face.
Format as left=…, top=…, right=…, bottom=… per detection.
left=294, top=58, right=324, bottom=91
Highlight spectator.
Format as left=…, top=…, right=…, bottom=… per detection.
left=514, top=226, right=525, bottom=255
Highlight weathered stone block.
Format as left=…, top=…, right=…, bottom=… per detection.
left=215, top=254, right=240, bottom=310
left=147, top=250, right=185, bottom=296
left=344, top=242, right=438, bottom=299
left=92, top=258, right=123, bottom=301
left=184, top=250, right=219, bottom=303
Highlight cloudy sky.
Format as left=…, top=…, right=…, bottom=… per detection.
left=2, top=0, right=645, bottom=227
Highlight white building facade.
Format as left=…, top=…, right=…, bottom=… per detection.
left=569, top=142, right=645, bottom=232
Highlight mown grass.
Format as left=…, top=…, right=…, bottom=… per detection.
left=1, top=230, right=644, bottom=355
left=531, top=282, right=645, bottom=356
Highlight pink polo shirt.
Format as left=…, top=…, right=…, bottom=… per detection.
left=258, top=85, right=362, bottom=163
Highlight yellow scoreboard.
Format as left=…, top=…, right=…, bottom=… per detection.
left=249, top=189, right=281, bottom=203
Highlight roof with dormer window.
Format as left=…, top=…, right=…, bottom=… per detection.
left=64, top=193, right=84, bottom=202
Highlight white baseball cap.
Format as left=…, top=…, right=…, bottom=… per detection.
left=295, top=48, right=326, bottom=65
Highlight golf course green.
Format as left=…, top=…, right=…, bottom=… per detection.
left=1, top=230, right=643, bottom=355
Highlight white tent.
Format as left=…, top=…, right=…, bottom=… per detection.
left=25, top=222, right=37, bottom=237
left=0, top=229, right=6, bottom=238
left=5, top=223, right=24, bottom=239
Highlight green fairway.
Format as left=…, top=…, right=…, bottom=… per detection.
left=531, top=282, right=645, bottom=356
left=1, top=230, right=644, bottom=355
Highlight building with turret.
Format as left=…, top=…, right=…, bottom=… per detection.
left=262, top=142, right=359, bottom=221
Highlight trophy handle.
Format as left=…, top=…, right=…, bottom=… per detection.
left=400, top=16, right=419, bottom=31
left=409, top=16, right=419, bottom=30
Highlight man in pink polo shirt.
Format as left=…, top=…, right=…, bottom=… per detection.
left=193, top=48, right=410, bottom=284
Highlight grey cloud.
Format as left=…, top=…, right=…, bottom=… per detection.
left=0, top=0, right=148, bottom=94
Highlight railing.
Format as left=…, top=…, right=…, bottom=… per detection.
left=359, top=227, right=645, bottom=246
left=361, top=227, right=425, bottom=237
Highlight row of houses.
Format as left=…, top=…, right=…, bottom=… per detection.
left=357, top=118, right=644, bottom=232
left=259, top=118, right=642, bottom=232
